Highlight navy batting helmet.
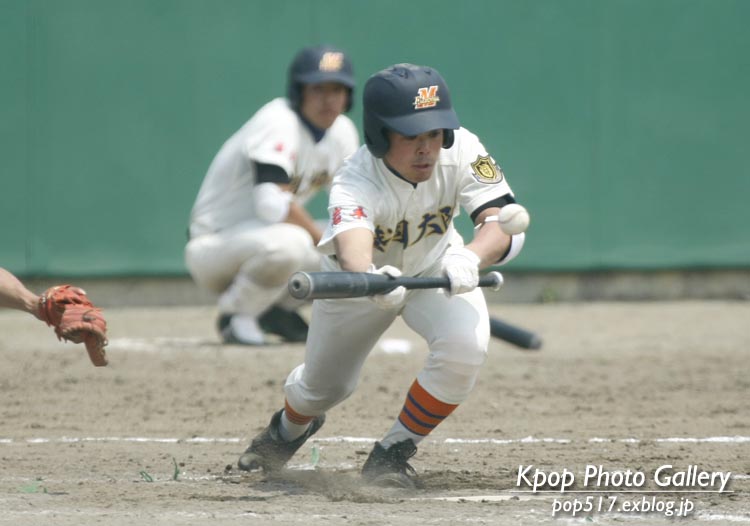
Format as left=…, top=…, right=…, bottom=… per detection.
left=287, top=45, right=355, bottom=112
left=363, top=64, right=459, bottom=158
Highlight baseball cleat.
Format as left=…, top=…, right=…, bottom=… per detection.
left=238, top=409, right=325, bottom=472
left=361, top=439, right=422, bottom=489
left=217, top=314, right=233, bottom=338
left=258, top=306, right=309, bottom=343
left=217, top=314, right=266, bottom=346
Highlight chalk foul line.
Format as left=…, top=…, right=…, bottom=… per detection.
left=1, top=435, right=749, bottom=445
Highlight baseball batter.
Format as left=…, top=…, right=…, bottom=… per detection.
left=185, top=45, right=359, bottom=345
left=237, top=64, right=526, bottom=486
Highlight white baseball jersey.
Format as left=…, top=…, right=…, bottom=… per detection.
left=285, top=127, right=514, bottom=416
left=189, top=97, right=359, bottom=238
left=319, top=127, right=514, bottom=276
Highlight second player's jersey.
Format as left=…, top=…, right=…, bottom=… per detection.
left=319, top=127, right=514, bottom=276
left=189, top=98, right=359, bottom=238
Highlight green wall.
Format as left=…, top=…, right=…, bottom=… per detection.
left=2, top=0, right=749, bottom=277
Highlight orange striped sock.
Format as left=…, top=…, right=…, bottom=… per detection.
left=283, top=400, right=314, bottom=425
left=279, top=400, right=314, bottom=441
left=397, top=380, right=458, bottom=437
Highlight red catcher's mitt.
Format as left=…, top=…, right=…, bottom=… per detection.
left=38, top=285, right=108, bottom=366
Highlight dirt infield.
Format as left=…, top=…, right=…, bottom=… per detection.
left=1, top=300, right=748, bottom=525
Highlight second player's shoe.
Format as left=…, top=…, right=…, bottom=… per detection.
left=258, top=306, right=309, bottom=343
left=361, top=439, right=422, bottom=488
left=217, top=313, right=266, bottom=346
left=237, top=409, right=325, bottom=472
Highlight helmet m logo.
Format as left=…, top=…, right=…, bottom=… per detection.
left=413, top=85, right=440, bottom=110
left=319, top=52, right=344, bottom=72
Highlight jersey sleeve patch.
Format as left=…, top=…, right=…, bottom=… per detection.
left=331, top=205, right=369, bottom=226
left=470, top=155, right=504, bottom=184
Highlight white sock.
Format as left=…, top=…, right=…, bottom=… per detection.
left=229, top=314, right=265, bottom=345
left=379, top=420, right=424, bottom=449
left=279, top=410, right=311, bottom=442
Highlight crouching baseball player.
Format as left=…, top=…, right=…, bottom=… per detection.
left=237, top=64, right=526, bottom=486
left=185, top=45, right=359, bottom=345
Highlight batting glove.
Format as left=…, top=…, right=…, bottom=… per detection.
left=441, top=246, right=481, bottom=296
left=368, top=265, right=407, bottom=309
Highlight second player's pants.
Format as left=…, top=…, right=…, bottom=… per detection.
left=184, top=222, right=321, bottom=316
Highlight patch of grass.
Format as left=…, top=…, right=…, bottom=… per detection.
left=20, top=479, right=48, bottom=494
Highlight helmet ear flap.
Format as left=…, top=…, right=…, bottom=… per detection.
left=364, top=126, right=389, bottom=158
left=288, top=82, right=302, bottom=110
left=442, top=129, right=455, bottom=149
left=344, top=88, right=353, bottom=112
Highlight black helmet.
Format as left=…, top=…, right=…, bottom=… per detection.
left=287, top=45, right=355, bottom=112
left=363, top=64, right=459, bottom=158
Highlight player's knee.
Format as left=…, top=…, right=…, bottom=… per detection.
left=242, top=228, right=314, bottom=285
left=308, top=374, right=359, bottom=407
left=322, top=380, right=358, bottom=406
left=419, top=358, right=484, bottom=404
left=431, top=331, right=488, bottom=368
left=285, top=375, right=357, bottom=415
left=418, top=333, right=488, bottom=403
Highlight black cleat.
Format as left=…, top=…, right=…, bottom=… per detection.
left=238, top=409, right=325, bottom=472
left=217, top=313, right=232, bottom=334
left=258, top=306, right=309, bottom=343
left=361, top=439, right=421, bottom=488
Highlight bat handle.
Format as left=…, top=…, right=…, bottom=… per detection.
left=481, top=271, right=504, bottom=291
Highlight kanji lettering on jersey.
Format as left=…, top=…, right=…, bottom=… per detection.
left=352, top=206, right=368, bottom=219
left=412, top=211, right=447, bottom=244
left=373, top=226, right=390, bottom=252
left=289, top=175, right=302, bottom=194
left=332, top=207, right=342, bottom=226
left=373, top=220, right=410, bottom=252
left=437, top=206, right=452, bottom=230
left=391, top=220, right=409, bottom=248
left=310, top=170, right=330, bottom=190
left=372, top=205, right=454, bottom=252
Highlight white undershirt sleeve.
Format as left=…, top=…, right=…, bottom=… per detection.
left=253, top=182, right=293, bottom=224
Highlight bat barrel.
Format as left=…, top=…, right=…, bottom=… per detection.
left=489, top=317, right=542, bottom=350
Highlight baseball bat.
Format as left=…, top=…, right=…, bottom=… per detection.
left=288, top=271, right=504, bottom=300
left=489, top=316, right=542, bottom=350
